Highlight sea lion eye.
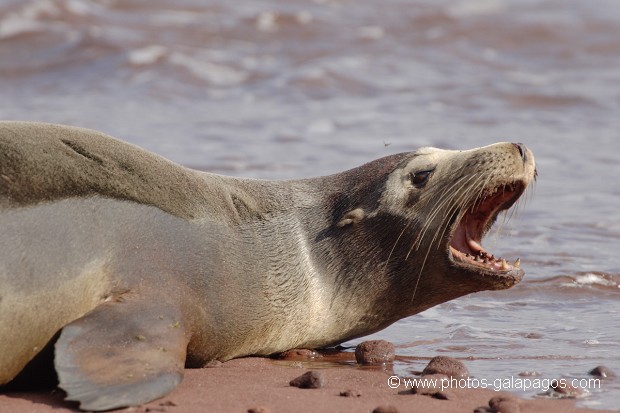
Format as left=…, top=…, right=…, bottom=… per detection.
left=409, top=169, right=434, bottom=188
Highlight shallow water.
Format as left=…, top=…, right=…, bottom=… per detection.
left=1, top=0, right=619, bottom=409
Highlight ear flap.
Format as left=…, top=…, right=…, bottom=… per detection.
left=336, top=208, right=365, bottom=227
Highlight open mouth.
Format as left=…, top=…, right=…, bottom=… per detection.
left=449, top=182, right=526, bottom=274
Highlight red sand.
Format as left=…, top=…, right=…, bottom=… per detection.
left=1, top=357, right=613, bottom=413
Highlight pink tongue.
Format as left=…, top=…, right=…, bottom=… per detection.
left=464, top=218, right=484, bottom=254
left=452, top=218, right=517, bottom=272
left=467, top=237, right=484, bottom=254
left=451, top=221, right=470, bottom=252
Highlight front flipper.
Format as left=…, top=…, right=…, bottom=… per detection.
left=54, top=295, right=189, bottom=411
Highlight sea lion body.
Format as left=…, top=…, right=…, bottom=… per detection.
left=0, top=122, right=536, bottom=410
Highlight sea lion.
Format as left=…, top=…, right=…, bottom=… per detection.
left=0, top=121, right=536, bottom=411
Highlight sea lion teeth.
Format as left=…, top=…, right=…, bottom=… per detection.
left=499, top=258, right=509, bottom=270
left=513, top=258, right=521, bottom=268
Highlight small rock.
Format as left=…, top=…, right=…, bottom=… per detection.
left=410, top=373, right=447, bottom=395
left=433, top=391, right=451, bottom=400
left=409, top=374, right=453, bottom=400
left=489, top=396, right=521, bottom=413
left=279, top=348, right=321, bottom=360
left=339, top=389, right=362, bottom=397
left=372, top=405, right=399, bottom=413
left=289, top=371, right=326, bottom=389
left=517, top=371, right=540, bottom=377
left=247, top=407, right=270, bottom=413
left=546, top=379, right=586, bottom=398
left=422, top=356, right=469, bottom=379
left=159, top=401, right=177, bottom=407
left=355, top=340, right=395, bottom=365
left=589, top=365, right=615, bottom=379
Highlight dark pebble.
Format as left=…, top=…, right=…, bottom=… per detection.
left=489, top=396, right=521, bottom=413
left=144, top=400, right=178, bottom=412
left=372, top=405, right=399, bottom=413
left=422, top=356, right=469, bottom=379
left=339, top=389, right=362, bottom=397
left=355, top=340, right=395, bottom=365
left=409, top=374, right=453, bottom=400
left=159, top=401, right=177, bottom=407
left=433, top=391, right=451, bottom=400
left=247, top=407, right=270, bottom=413
left=589, top=365, right=615, bottom=379
left=410, top=373, right=446, bottom=396
left=289, top=371, right=326, bottom=389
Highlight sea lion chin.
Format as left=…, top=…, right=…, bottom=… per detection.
left=0, top=122, right=536, bottom=411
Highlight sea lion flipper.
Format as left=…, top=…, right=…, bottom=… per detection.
left=54, top=298, right=188, bottom=411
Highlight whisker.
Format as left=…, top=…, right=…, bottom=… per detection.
left=431, top=173, right=489, bottom=251
left=414, top=173, right=482, bottom=253
left=384, top=221, right=411, bottom=270
left=408, top=173, right=486, bottom=303
left=493, top=179, right=534, bottom=241
left=407, top=163, right=535, bottom=305
left=411, top=174, right=476, bottom=253
left=410, top=192, right=471, bottom=303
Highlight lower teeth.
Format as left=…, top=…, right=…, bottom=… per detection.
left=462, top=251, right=521, bottom=270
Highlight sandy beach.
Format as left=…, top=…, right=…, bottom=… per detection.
left=1, top=356, right=613, bottom=413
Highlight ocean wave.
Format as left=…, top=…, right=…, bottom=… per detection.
left=531, top=272, right=620, bottom=292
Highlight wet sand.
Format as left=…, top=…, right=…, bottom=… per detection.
left=1, top=357, right=613, bottom=413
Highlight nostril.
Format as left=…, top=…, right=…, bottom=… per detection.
left=513, top=142, right=527, bottom=162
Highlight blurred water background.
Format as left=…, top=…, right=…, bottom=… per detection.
left=0, top=0, right=618, bottom=409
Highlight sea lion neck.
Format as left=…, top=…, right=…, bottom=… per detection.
left=304, top=152, right=412, bottom=220
left=273, top=153, right=428, bottom=331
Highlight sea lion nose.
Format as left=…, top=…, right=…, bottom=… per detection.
left=513, top=142, right=528, bottom=163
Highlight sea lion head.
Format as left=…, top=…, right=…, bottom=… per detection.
left=328, top=142, right=536, bottom=321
